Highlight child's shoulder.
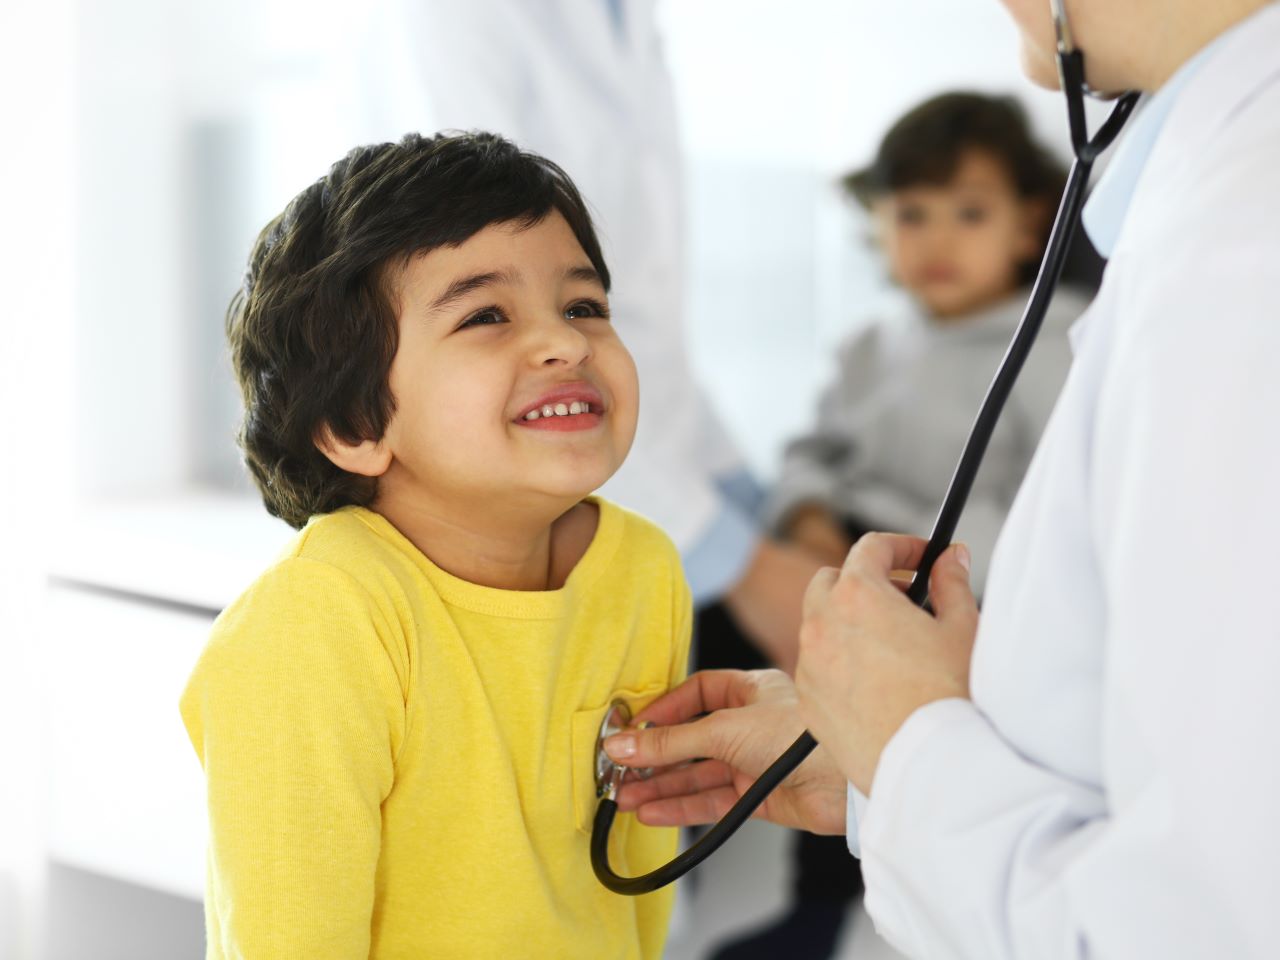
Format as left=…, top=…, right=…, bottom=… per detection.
left=588, top=497, right=690, bottom=610
left=594, top=496, right=682, bottom=567
left=214, top=507, right=415, bottom=636
left=184, top=510, right=414, bottom=740
left=280, top=504, right=397, bottom=565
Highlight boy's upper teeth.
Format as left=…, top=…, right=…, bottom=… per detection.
left=525, top=400, right=591, bottom=420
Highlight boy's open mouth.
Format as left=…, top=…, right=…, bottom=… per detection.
left=521, top=399, right=601, bottom=421
left=514, top=383, right=605, bottom=432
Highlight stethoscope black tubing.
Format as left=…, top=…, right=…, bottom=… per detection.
left=593, top=76, right=1139, bottom=897
left=592, top=728, right=819, bottom=896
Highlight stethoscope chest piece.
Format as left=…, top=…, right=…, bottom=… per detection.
left=595, top=700, right=651, bottom=800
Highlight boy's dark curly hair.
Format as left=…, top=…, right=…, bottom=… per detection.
left=843, top=92, right=1067, bottom=283
left=227, top=131, right=611, bottom=528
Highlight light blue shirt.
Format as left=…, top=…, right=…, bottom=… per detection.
left=1081, top=43, right=1216, bottom=257
left=684, top=469, right=764, bottom=607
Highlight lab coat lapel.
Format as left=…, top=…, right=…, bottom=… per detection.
left=1116, top=3, right=1280, bottom=260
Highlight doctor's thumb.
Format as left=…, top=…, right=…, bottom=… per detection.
left=929, top=544, right=979, bottom=631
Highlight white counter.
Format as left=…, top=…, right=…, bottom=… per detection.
left=43, top=492, right=295, bottom=900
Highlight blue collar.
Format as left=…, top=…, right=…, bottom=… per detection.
left=1081, top=43, right=1218, bottom=256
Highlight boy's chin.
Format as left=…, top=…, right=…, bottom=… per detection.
left=529, top=471, right=614, bottom=507
left=920, top=291, right=979, bottom=319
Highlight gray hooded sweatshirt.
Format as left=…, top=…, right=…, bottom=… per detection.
left=763, top=286, right=1091, bottom=597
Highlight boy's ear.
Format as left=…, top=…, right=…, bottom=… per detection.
left=314, top=423, right=393, bottom=478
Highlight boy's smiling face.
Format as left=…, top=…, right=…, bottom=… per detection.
left=367, top=212, right=638, bottom=514
left=872, top=149, right=1041, bottom=320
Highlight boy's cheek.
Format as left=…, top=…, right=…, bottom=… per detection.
left=616, top=357, right=641, bottom=437
left=607, top=348, right=641, bottom=451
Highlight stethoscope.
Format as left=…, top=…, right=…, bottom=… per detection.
left=592, top=0, right=1141, bottom=896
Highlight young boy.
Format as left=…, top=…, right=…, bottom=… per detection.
left=180, top=132, right=691, bottom=959
left=700, top=93, right=1090, bottom=960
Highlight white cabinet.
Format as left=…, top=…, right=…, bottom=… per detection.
left=43, top=494, right=294, bottom=900
left=44, top=586, right=214, bottom=899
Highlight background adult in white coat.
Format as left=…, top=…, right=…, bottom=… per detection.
left=605, top=1, right=1280, bottom=956
left=353, top=0, right=821, bottom=670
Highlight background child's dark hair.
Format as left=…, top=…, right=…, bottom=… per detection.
left=843, top=92, right=1067, bottom=281
left=227, top=131, right=611, bottom=529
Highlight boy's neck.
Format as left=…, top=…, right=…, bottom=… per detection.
left=372, top=494, right=597, bottom=592
left=924, top=288, right=1021, bottom=325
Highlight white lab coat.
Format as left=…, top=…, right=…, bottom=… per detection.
left=350, top=0, right=746, bottom=553
left=854, top=9, right=1280, bottom=959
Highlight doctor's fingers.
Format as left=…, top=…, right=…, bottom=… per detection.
left=802, top=566, right=840, bottom=621
left=608, top=698, right=804, bottom=777
left=619, top=753, right=846, bottom=835
left=928, top=544, right=980, bottom=637
left=841, top=532, right=931, bottom=584
left=613, top=758, right=737, bottom=823
left=632, top=668, right=795, bottom=728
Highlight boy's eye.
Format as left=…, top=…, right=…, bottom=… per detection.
left=896, top=205, right=927, bottom=226
left=457, top=307, right=508, bottom=330
left=564, top=298, right=610, bottom=321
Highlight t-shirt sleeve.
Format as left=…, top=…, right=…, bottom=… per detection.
left=180, top=557, right=408, bottom=958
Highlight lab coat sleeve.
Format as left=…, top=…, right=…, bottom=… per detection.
left=854, top=228, right=1280, bottom=957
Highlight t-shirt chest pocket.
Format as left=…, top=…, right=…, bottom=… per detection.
left=570, top=683, right=668, bottom=836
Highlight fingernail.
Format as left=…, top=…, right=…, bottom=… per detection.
left=605, top=734, right=635, bottom=759
left=955, top=543, right=971, bottom=573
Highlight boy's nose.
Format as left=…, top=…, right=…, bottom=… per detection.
left=530, top=314, right=592, bottom=368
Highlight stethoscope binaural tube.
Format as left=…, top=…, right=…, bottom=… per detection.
left=592, top=15, right=1140, bottom=897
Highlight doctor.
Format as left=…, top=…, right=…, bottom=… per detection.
left=606, top=1, right=1280, bottom=956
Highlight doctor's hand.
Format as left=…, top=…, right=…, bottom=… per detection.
left=605, top=669, right=848, bottom=836
left=797, top=533, right=978, bottom=795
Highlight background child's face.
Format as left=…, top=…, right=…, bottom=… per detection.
left=375, top=212, right=639, bottom=513
left=872, top=149, right=1041, bottom=320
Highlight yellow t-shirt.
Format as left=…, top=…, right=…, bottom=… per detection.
left=180, top=497, right=691, bottom=959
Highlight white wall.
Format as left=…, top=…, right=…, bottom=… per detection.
left=0, top=1, right=76, bottom=956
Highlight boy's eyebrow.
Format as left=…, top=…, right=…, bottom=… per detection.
left=426, top=269, right=518, bottom=317
left=426, top=265, right=604, bottom=317
left=565, top=265, right=604, bottom=287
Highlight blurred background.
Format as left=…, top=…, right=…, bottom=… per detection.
left=0, top=1, right=1107, bottom=957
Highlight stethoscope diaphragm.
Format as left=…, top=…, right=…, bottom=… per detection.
left=594, top=700, right=652, bottom=800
